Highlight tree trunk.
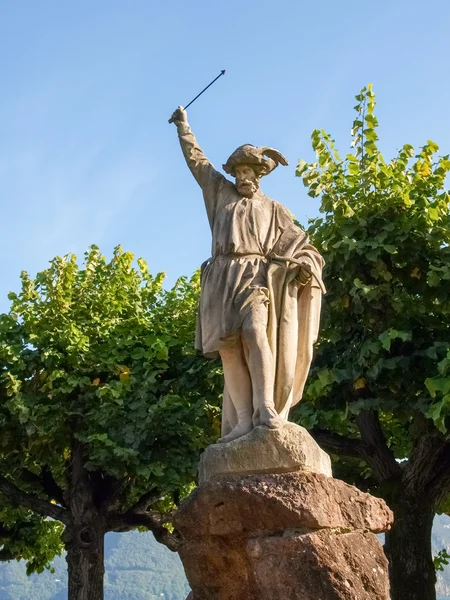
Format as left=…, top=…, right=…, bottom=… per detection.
left=385, top=496, right=436, bottom=600
left=65, top=442, right=105, bottom=600
left=65, top=522, right=105, bottom=600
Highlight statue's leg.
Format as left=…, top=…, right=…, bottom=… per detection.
left=241, top=304, right=283, bottom=429
left=218, top=342, right=253, bottom=443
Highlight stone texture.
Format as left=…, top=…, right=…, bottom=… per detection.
left=174, top=472, right=393, bottom=600
left=182, top=531, right=389, bottom=600
left=198, top=422, right=332, bottom=483
left=249, top=530, right=390, bottom=600
left=175, top=472, right=393, bottom=538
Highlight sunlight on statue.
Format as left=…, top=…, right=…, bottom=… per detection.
left=170, top=106, right=325, bottom=443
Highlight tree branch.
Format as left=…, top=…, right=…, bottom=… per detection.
left=126, top=489, right=160, bottom=515
left=310, top=428, right=365, bottom=458
left=0, top=475, right=69, bottom=524
left=41, top=467, right=66, bottom=507
left=356, top=410, right=402, bottom=482
left=403, top=422, right=449, bottom=494
left=19, top=467, right=66, bottom=508
left=92, top=473, right=129, bottom=512
left=107, top=511, right=180, bottom=552
left=18, top=469, right=42, bottom=487
left=420, top=443, right=450, bottom=506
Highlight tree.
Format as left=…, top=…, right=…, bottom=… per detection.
left=294, top=85, right=450, bottom=600
left=0, top=245, right=221, bottom=600
left=0, top=505, right=62, bottom=573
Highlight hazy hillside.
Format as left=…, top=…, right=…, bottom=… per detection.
left=2, top=516, right=450, bottom=599
left=0, top=531, right=190, bottom=600
left=434, top=515, right=450, bottom=598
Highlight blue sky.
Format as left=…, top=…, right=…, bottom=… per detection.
left=1, top=0, right=449, bottom=310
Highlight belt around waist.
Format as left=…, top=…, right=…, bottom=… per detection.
left=212, top=253, right=267, bottom=261
left=200, top=253, right=267, bottom=273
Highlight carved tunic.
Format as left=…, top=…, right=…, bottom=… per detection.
left=178, top=123, right=294, bottom=356
left=177, top=123, right=325, bottom=431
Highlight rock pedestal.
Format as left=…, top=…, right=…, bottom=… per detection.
left=174, top=425, right=393, bottom=600
left=199, top=423, right=332, bottom=483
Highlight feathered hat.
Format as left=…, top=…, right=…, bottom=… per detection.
left=222, top=144, right=288, bottom=177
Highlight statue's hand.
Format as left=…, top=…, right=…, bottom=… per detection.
left=297, top=262, right=313, bottom=285
left=168, top=106, right=188, bottom=125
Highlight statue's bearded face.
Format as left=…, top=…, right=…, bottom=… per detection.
left=234, top=164, right=260, bottom=198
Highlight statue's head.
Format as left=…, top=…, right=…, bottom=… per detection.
left=223, top=145, right=288, bottom=198
left=233, top=164, right=260, bottom=197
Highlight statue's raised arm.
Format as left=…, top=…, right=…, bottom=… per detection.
left=170, top=106, right=227, bottom=227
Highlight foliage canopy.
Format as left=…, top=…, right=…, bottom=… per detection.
left=296, top=84, right=450, bottom=464
left=295, top=85, right=450, bottom=600
left=0, top=246, right=221, bottom=573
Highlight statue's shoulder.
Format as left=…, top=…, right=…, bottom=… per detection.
left=218, top=174, right=235, bottom=192
left=263, top=196, right=295, bottom=220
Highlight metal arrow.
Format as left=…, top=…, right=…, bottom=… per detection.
left=168, top=70, right=226, bottom=123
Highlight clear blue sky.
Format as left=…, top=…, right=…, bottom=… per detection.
left=1, top=0, right=449, bottom=309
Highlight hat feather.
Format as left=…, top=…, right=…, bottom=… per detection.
left=261, top=147, right=289, bottom=167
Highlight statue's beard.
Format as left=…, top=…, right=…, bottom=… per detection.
left=236, top=179, right=258, bottom=197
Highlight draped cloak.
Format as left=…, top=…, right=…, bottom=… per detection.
left=178, top=124, right=325, bottom=435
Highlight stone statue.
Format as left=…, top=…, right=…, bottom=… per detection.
left=170, top=107, right=325, bottom=443
left=170, top=109, right=392, bottom=600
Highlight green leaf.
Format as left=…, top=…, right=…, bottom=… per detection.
left=296, top=159, right=309, bottom=177
left=434, top=549, right=450, bottom=572
left=425, top=378, right=450, bottom=399
left=378, top=329, right=412, bottom=351
left=318, top=369, right=335, bottom=387
left=131, top=347, right=145, bottom=359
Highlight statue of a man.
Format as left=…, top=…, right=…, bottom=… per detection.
left=170, top=107, right=325, bottom=443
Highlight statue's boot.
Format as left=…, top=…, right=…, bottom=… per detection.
left=218, top=407, right=253, bottom=443
left=259, top=404, right=284, bottom=429
left=218, top=421, right=253, bottom=443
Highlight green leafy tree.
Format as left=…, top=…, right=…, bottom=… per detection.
left=294, top=85, right=450, bottom=600
left=0, top=506, right=62, bottom=573
left=0, top=245, right=221, bottom=600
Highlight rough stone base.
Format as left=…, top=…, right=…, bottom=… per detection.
left=199, top=423, right=332, bottom=483
left=174, top=472, right=393, bottom=600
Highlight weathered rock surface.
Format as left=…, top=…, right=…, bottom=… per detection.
left=199, top=422, right=332, bottom=483
left=249, top=530, right=390, bottom=600
left=175, top=472, right=393, bottom=600
left=176, top=472, right=392, bottom=537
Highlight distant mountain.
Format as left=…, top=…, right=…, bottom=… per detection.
left=2, top=516, right=450, bottom=599
left=0, top=531, right=190, bottom=600
left=434, top=514, right=450, bottom=598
